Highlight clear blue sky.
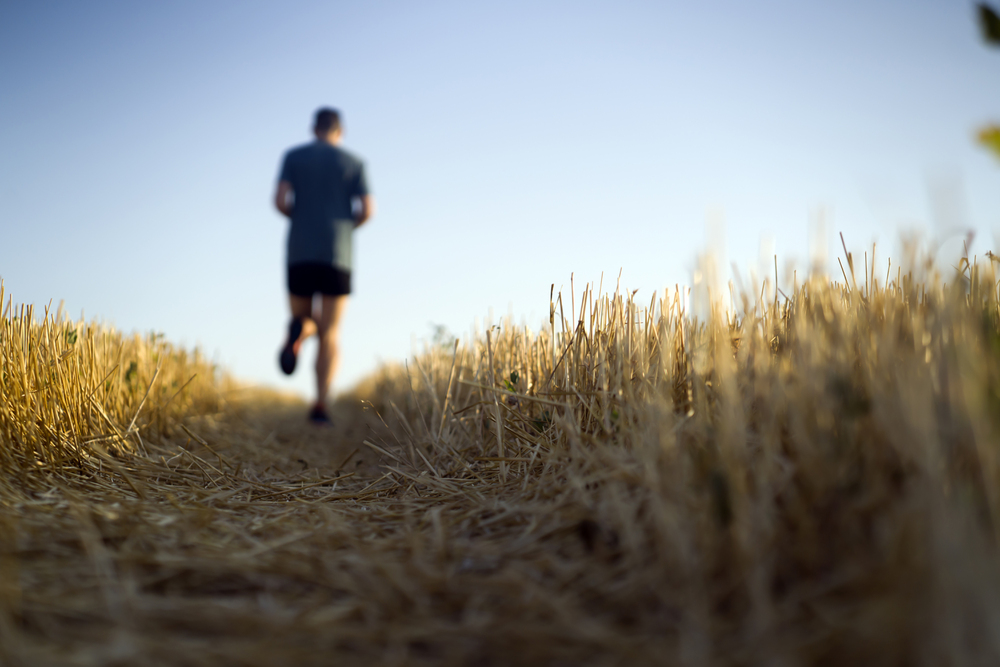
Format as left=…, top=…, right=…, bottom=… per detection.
left=1, top=0, right=998, bottom=398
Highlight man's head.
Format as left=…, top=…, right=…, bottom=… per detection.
left=313, top=107, right=342, bottom=144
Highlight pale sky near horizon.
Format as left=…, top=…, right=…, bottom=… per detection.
left=1, top=0, right=998, bottom=399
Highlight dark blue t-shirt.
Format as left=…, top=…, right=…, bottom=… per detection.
left=278, top=141, right=370, bottom=270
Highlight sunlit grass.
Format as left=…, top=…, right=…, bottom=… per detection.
left=0, top=283, right=226, bottom=487
left=3, top=249, right=1000, bottom=664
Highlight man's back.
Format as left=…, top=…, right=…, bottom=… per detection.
left=279, top=140, right=369, bottom=269
left=274, top=107, right=374, bottom=424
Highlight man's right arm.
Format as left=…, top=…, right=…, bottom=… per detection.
left=275, top=180, right=294, bottom=218
left=354, top=195, right=375, bottom=228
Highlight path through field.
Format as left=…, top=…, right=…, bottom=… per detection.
left=10, top=270, right=1000, bottom=665
left=5, top=391, right=653, bottom=667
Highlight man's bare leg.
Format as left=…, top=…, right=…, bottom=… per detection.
left=314, top=295, right=349, bottom=409
left=288, top=294, right=319, bottom=339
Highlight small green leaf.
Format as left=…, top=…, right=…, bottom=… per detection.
left=979, top=3, right=1000, bottom=45
left=979, top=124, right=1000, bottom=160
left=532, top=410, right=552, bottom=434
left=125, top=361, right=138, bottom=386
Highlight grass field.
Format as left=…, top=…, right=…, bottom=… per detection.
left=3, top=248, right=1000, bottom=666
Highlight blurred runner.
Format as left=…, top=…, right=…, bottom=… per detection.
left=274, top=108, right=375, bottom=424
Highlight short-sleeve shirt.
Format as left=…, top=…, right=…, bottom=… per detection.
left=278, top=140, right=370, bottom=271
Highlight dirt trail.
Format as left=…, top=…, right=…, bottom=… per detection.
left=200, top=391, right=385, bottom=481
left=5, top=392, right=656, bottom=666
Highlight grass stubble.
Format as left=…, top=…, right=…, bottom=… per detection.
left=3, top=247, right=1000, bottom=666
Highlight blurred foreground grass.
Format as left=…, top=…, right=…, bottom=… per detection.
left=3, top=250, right=1000, bottom=665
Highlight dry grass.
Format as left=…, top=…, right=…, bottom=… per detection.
left=3, top=250, right=1000, bottom=666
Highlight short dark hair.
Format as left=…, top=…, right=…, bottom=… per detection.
left=314, top=107, right=341, bottom=134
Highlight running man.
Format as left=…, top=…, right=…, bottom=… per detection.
left=275, top=108, right=375, bottom=424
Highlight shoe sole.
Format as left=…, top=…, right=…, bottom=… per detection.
left=279, top=319, right=304, bottom=375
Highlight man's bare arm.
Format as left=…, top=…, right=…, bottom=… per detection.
left=275, top=180, right=294, bottom=218
left=355, top=195, right=376, bottom=228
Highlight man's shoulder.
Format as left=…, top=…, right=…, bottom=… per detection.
left=283, top=141, right=320, bottom=160
left=330, top=145, right=365, bottom=168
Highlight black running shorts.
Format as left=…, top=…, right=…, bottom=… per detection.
left=287, top=263, right=351, bottom=297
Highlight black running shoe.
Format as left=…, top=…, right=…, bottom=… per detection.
left=308, top=404, right=331, bottom=425
left=279, top=318, right=304, bottom=375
